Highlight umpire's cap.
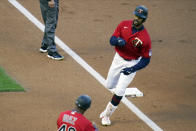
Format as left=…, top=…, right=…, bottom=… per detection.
left=75, top=95, right=91, bottom=110
left=134, top=5, right=148, bottom=20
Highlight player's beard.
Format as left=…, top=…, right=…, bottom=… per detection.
left=133, top=19, right=142, bottom=27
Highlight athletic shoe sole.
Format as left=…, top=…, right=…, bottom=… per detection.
left=100, top=112, right=111, bottom=126
left=100, top=117, right=111, bottom=126
left=47, top=54, right=64, bottom=60
left=39, top=48, right=47, bottom=53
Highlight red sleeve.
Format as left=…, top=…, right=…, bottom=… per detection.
left=84, top=122, right=97, bottom=131
left=140, top=38, right=151, bottom=58
left=139, top=29, right=152, bottom=58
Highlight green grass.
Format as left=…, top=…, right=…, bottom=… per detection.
left=0, top=67, right=24, bottom=92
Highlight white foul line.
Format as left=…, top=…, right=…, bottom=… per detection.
left=8, top=0, right=163, bottom=130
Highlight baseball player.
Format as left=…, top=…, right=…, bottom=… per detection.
left=100, top=5, right=152, bottom=126
left=57, top=95, right=98, bottom=131
left=39, top=0, right=64, bottom=60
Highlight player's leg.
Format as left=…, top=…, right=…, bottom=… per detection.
left=100, top=101, right=117, bottom=126
left=39, top=1, right=48, bottom=52
left=100, top=58, right=140, bottom=126
left=100, top=73, right=136, bottom=126
left=114, top=72, right=136, bottom=96
left=106, top=53, right=125, bottom=89
left=100, top=53, right=127, bottom=125
left=45, top=3, right=63, bottom=60
left=45, top=6, right=57, bottom=53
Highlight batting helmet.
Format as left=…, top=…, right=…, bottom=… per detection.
left=133, top=5, right=148, bottom=21
left=75, top=95, right=91, bottom=110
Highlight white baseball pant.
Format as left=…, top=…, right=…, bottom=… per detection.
left=106, top=53, right=141, bottom=96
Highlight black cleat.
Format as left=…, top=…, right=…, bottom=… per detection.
left=39, top=45, right=48, bottom=53
left=47, top=51, right=64, bottom=60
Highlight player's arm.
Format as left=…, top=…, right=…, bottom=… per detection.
left=85, top=122, right=98, bottom=131
left=110, top=22, right=126, bottom=47
left=110, top=36, right=126, bottom=47
left=121, top=57, right=150, bottom=75
left=130, top=57, right=151, bottom=72
left=121, top=37, right=152, bottom=75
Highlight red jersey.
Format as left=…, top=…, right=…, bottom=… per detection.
left=57, top=110, right=96, bottom=131
left=112, top=20, right=151, bottom=60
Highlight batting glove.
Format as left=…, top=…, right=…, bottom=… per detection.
left=120, top=67, right=135, bottom=75
left=117, top=38, right=126, bottom=47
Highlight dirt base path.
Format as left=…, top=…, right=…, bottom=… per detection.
left=0, top=0, right=196, bottom=131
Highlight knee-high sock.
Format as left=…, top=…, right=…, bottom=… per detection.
left=104, top=102, right=117, bottom=117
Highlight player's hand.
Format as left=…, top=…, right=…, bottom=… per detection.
left=48, top=0, right=55, bottom=8
left=117, top=38, right=126, bottom=47
left=120, top=67, right=135, bottom=75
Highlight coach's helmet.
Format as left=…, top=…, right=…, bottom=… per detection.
left=133, top=5, right=148, bottom=22
left=75, top=95, right=91, bottom=110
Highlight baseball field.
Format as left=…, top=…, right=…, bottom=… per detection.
left=0, top=0, right=196, bottom=131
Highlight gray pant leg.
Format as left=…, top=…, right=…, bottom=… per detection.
left=45, top=7, right=57, bottom=52
left=40, top=0, right=58, bottom=52
left=40, top=2, right=47, bottom=46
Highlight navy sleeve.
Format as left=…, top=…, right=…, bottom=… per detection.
left=132, top=57, right=150, bottom=72
left=110, top=36, right=118, bottom=46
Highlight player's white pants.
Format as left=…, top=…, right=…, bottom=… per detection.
left=106, top=53, right=141, bottom=96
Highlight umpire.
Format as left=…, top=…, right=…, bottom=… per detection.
left=39, top=0, right=64, bottom=60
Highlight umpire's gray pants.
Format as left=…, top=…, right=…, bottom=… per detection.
left=40, top=0, right=59, bottom=52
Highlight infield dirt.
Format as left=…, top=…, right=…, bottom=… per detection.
left=0, top=0, right=196, bottom=131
